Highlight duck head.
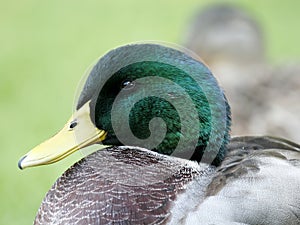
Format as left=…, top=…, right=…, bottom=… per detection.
left=18, top=43, right=231, bottom=169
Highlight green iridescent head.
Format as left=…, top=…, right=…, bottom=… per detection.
left=79, top=43, right=231, bottom=165
left=19, top=43, right=231, bottom=169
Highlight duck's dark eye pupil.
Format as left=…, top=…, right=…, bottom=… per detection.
left=121, top=80, right=135, bottom=90
left=69, top=121, right=77, bottom=129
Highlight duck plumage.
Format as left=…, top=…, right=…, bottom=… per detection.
left=33, top=136, right=300, bottom=224
left=19, top=43, right=300, bottom=225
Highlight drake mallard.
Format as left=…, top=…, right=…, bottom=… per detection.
left=19, top=43, right=300, bottom=225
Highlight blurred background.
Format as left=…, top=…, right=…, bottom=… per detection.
left=0, top=0, right=299, bottom=224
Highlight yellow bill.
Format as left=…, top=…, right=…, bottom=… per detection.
left=18, top=101, right=107, bottom=169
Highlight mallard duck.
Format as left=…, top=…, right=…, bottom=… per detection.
left=182, top=4, right=267, bottom=135
left=183, top=4, right=265, bottom=65
left=182, top=4, right=300, bottom=143
left=19, top=43, right=300, bottom=225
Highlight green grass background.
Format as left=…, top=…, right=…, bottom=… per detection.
left=1, top=0, right=299, bottom=224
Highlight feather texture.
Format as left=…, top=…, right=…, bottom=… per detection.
left=34, top=137, right=300, bottom=224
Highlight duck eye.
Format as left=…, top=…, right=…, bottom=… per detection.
left=69, top=120, right=78, bottom=130
left=121, top=80, right=135, bottom=90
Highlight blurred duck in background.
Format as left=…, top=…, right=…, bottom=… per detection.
left=182, top=3, right=300, bottom=143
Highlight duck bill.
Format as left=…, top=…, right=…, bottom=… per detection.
left=18, top=101, right=107, bottom=169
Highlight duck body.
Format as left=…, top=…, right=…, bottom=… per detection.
left=35, top=136, right=300, bottom=225
left=35, top=146, right=214, bottom=225
left=18, top=43, right=300, bottom=225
